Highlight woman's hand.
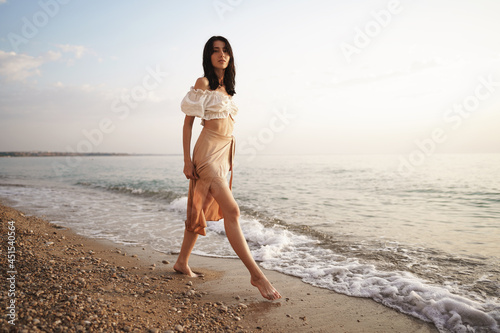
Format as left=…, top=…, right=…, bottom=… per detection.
left=183, top=160, right=199, bottom=180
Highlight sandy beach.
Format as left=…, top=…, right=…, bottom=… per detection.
left=0, top=201, right=439, bottom=332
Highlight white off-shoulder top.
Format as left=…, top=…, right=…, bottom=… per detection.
left=180, top=86, right=238, bottom=124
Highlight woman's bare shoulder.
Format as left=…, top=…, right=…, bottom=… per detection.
left=194, top=77, right=209, bottom=90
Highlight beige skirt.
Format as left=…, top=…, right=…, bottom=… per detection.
left=185, top=121, right=235, bottom=236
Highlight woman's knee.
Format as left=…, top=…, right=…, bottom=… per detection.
left=224, top=204, right=240, bottom=221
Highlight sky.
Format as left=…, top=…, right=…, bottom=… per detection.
left=1, top=0, right=499, bottom=156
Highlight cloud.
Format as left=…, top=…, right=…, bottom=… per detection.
left=56, top=44, right=91, bottom=59
left=0, top=51, right=44, bottom=81
left=43, top=50, right=62, bottom=62
left=328, top=57, right=456, bottom=88
left=0, top=0, right=7, bottom=4
left=0, top=50, right=63, bottom=82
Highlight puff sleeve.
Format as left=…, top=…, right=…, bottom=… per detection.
left=180, top=87, right=206, bottom=118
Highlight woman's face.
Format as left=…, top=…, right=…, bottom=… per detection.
left=211, top=40, right=230, bottom=70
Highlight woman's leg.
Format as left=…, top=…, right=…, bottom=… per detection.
left=174, top=229, right=200, bottom=277
left=174, top=189, right=214, bottom=277
left=210, top=180, right=281, bottom=300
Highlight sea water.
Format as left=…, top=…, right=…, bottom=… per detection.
left=1, top=154, right=499, bottom=332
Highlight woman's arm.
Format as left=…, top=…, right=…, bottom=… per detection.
left=183, top=115, right=199, bottom=180
left=182, top=77, right=209, bottom=180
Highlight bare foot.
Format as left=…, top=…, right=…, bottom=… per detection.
left=251, top=276, right=281, bottom=300
left=173, top=262, right=202, bottom=277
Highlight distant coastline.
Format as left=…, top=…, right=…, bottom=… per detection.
left=0, top=151, right=130, bottom=157
left=0, top=152, right=181, bottom=157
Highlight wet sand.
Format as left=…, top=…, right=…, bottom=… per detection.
left=0, top=202, right=438, bottom=332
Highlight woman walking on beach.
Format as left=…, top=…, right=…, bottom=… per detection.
left=173, top=36, right=281, bottom=301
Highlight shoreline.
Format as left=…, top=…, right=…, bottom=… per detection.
left=0, top=202, right=439, bottom=332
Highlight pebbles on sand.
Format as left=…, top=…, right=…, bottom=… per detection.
left=0, top=204, right=249, bottom=332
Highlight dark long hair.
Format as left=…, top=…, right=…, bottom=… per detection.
left=202, top=36, right=236, bottom=96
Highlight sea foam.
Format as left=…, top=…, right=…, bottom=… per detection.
left=2, top=180, right=498, bottom=332
left=206, top=218, right=500, bottom=333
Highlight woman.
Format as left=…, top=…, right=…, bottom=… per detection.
left=173, top=36, right=281, bottom=301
